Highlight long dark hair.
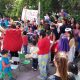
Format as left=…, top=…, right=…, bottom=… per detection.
left=54, top=52, right=68, bottom=80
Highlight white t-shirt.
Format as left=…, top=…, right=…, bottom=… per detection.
left=30, top=46, right=39, bottom=58
left=44, top=16, right=50, bottom=20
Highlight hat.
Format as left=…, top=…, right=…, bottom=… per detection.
left=65, top=28, right=72, bottom=32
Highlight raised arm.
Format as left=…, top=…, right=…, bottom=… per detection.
left=0, top=27, right=5, bottom=33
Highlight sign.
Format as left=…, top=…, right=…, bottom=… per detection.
left=21, top=8, right=38, bottom=21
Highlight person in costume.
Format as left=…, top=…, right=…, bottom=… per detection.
left=0, top=24, right=22, bottom=58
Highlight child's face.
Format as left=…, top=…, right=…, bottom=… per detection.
left=3, top=53, right=8, bottom=57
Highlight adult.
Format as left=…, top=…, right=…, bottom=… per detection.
left=0, top=24, right=22, bottom=57
left=48, top=52, right=75, bottom=80
left=44, top=14, right=50, bottom=23
left=58, top=35, right=70, bottom=53
left=38, top=30, right=50, bottom=80
left=65, top=28, right=75, bottom=62
left=60, top=18, right=68, bottom=34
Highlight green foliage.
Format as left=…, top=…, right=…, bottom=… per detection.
left=0, top=0, right=80, bottom=20
left=0, top=0, right=14, bottom=16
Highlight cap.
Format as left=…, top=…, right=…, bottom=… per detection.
left=65, top=28, right=72, bottom=32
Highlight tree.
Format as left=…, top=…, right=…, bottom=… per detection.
left=0, top=0, right=14, bottom=17
left=0, top=0, right=80, bottom=19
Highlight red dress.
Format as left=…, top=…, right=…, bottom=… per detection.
left=3, top=29, right=22, bottom=52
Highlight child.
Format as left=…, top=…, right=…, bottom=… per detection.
left=1, top=49, right=15, bottom=80
left=30, top=40, right=38, bottom=71
left=22, top=31, right=28, bottom=54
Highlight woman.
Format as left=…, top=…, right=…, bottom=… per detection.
left=48, top=52, right=75, bottom=80
left=68, top=32, right=75, bottom=62
left=73, top=23, right=80, bottom=58
left=58, top=35, right=70, bottom=53
left=73, top=22, right=80, bottom=41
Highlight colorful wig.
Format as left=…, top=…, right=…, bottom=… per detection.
left=58, top=35, right=70, bottom=52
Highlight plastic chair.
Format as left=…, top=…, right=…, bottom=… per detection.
left=19, top=53, right=30, bottom=71
left=19, top=54, right=30, bottom=64
left=11, top=57, right=20, bottom=65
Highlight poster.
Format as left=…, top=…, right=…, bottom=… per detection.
left=21, top=8, right=38, bottom=21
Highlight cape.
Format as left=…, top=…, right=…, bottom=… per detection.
left=3, top=29, right=22, bottom=52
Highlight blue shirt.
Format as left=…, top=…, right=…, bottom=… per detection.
left=2, top=57, right=11, bottom=74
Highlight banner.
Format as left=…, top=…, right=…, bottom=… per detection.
left=21, top=8, right=38, bottom=21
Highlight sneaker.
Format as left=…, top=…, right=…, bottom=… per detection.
left=32, top=67, right=34, bottom=69
left=34, top=69, right=37, bottom=71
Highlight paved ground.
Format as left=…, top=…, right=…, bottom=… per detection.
left=11, top=60, right=55, bottom=80
left=12, top=56, right=80, bottom=80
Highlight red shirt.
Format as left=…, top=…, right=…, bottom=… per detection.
left=51, top=41, right=58, bottom=53
left=3, top=29, right=22, bottom=52
left=22, top=35, right=28, bottom=46
left=38, top=36, right=50, bottom=55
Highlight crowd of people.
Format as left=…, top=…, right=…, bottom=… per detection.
left=0, top=9, right=80, bottom=80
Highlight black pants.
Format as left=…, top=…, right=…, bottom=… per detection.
left=10, top=51, right=19, bottom=57
left=32, top=58, right=38, bottom=69
left=75, top=50, right=79, bottom=58
left=51, top=51, right=55, bottom=62
left=23, top=45, right=27, bottom=54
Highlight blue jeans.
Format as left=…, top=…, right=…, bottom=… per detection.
left=23, top=45, right=27, bottom=54
left=38, top=54, right=49, bottom=80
